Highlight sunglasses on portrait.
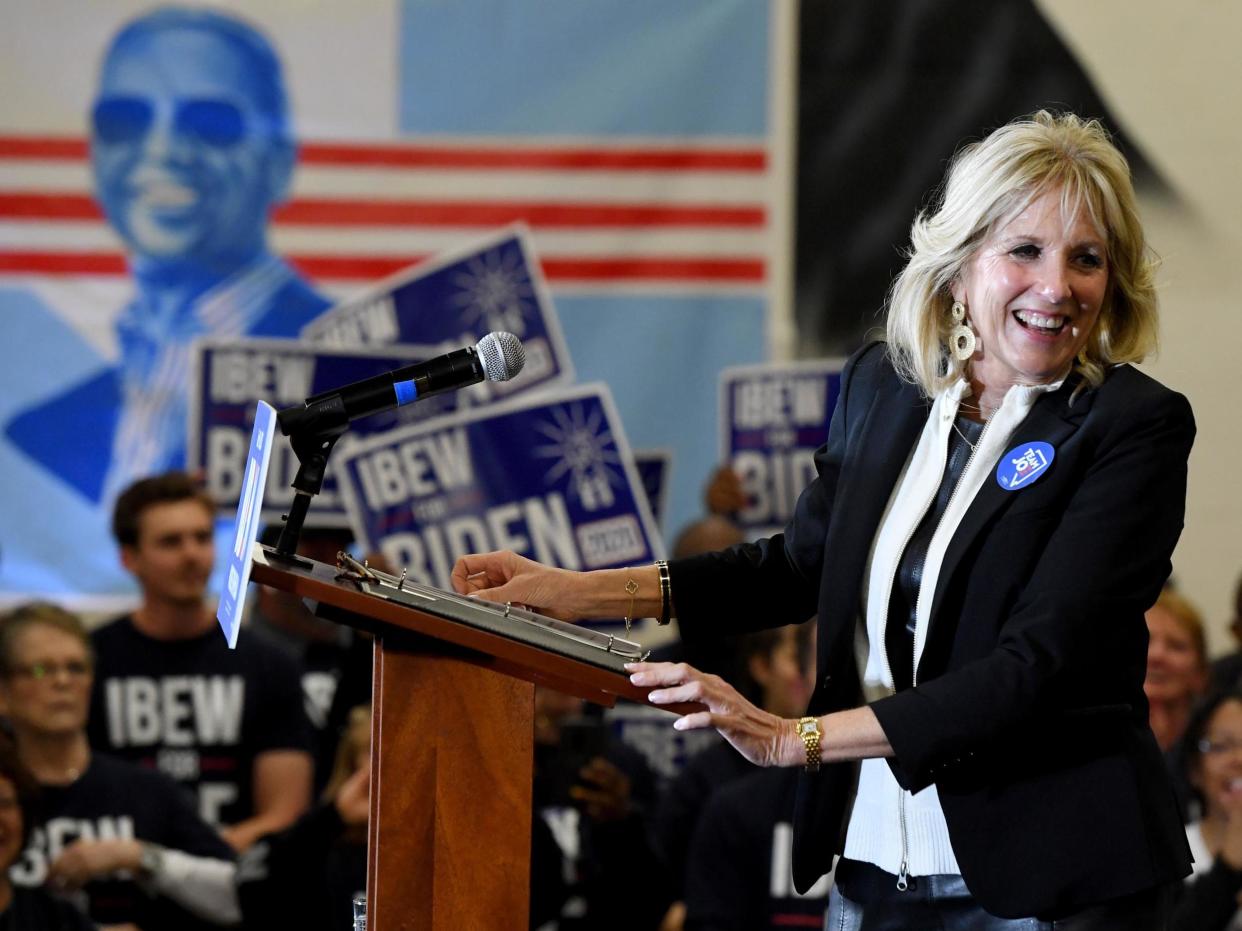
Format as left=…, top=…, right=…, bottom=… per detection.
left=92, top=96, right=253, bottom=148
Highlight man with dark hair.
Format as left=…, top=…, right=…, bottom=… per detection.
left=86, top=470, right=314, bottom=852
left=110, top=470, right=217, bottom=548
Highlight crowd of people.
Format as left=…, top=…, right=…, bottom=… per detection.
left=0, top=473, right=372, bottom=931
left=2, top=449, right=1240, bottom=930
left=8, top=464, right=1235, bottom=930
left=0, top=467, right=843, bottom=931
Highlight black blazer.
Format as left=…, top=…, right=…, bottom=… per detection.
left=671, top=342, right=1195, bottom=918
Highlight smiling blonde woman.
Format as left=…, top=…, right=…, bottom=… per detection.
left=453, top=112, right=1194, bottom=929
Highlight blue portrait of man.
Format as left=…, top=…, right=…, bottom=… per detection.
left=5, top=6, right=331, bottom=505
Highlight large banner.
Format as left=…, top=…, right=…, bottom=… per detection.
left=719, top=360, right=843, bottom=538
left=335, top=384, right=662, bottom=590
left=0, top=1, right=790, bottom=605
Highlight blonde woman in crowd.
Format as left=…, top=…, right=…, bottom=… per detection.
left=1145, top=587, right=1210, bottom=753
left=0, top=602, right=239, bottom=930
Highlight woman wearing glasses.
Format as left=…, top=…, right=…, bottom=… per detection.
left=0, top=603, right=239, bottom=930
left=1177, top=690, right=1242, bottom=931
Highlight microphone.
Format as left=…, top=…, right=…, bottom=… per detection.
left=277, top=331, right=524, bottom=437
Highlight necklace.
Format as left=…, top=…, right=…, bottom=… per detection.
left=956, top=398, right=992, bottom=421
left=951, top=417, right=980, bottom=451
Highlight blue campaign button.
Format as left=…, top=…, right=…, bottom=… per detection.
left=996, top=441, right=1055, bottom=492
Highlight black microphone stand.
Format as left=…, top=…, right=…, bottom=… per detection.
left=271, top=394, right=350, bottom=564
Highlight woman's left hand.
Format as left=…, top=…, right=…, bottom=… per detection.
left=626, top=661, right=802, bottom=768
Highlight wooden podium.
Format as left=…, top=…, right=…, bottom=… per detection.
left=249, top=545, right=691, bottom=931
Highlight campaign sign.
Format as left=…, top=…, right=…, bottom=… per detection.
left=719, top=359, right=844, bottom=537
left=300, top=224, right=573, bottom=401
left=188, top=337, right=469, bottom=528
left=216, top=401, right=276, bottom=649
left=335, top=383, right=663, bottom=592
left=603, top=702, right=721, bottom=784
left=632, top=448, right=673, bottom=532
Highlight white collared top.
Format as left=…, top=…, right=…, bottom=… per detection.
left=843, top=375, right=1064, bottom=878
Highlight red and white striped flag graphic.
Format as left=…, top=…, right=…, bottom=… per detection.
left=0, top=134, right=769, bottom=292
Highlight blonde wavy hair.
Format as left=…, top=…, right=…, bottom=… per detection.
left=885, top=111, right=1159, bottom=397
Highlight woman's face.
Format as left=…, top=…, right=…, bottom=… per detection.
left=0, top=625, right=93, bottom=737
left=952, top=186, right=1109, bottom=397
left=1144, top=605, right=1206, bottom=706
left=1193, top=700, right=1242, bottom=816
left=0, top=775, right=22, bottom=872
left=750, top=628, right=814, bottom=719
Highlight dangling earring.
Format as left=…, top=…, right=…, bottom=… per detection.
left=949, top=301, right=976, bottom=361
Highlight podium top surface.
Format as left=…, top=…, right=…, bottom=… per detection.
left=249, top=544, right=692, bottom=711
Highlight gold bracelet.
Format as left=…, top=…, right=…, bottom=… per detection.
left=655, top=560, right=672, bottom=626
left=794, top=716, right=822, bottom=773
left=623, top=577, right=639, bottom=632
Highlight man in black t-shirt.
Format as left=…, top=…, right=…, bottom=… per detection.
left=652, top=621, right=818, bottom=928
left=684, top=769, right=832, bottom=931
left=530, top=688, right=670, bottom=930
left=86, top=472, right=313, bottom=851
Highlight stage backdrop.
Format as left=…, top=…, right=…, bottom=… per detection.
left=0, top=0, right=794, bottom=608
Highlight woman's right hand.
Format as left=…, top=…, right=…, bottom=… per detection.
left=450, top=550, right=583, bottom=621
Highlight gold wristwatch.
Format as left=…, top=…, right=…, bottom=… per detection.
left=795, top=716, right=822, bottom=773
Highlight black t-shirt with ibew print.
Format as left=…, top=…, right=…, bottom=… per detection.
left=86, top=615, right=313, bottom=827
left=9, top=753, right=234, bottom=930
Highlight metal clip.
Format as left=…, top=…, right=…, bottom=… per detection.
left=396, top=568, right=407, bottom=591
left=335, top=551, right=379, bottom=582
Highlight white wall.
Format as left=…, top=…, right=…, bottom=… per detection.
left=1039, top=1, right=1242, bottom=653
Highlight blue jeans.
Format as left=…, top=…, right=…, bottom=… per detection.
left=825, top=859, right=1169, bottom=931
